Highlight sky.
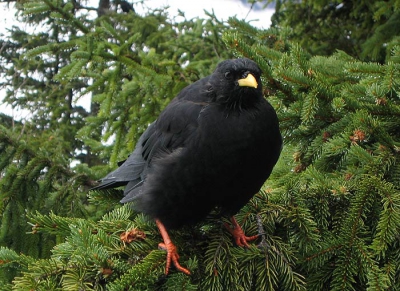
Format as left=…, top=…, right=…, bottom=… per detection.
left=0, top=1, right=274, bottom=120
left=136, top=0, right=274, bottom=28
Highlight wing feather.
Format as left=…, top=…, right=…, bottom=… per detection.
left=92, top=77, right=212, bottom=202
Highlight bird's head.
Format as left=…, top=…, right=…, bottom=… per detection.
left=208, top=58, right=263, bottom=111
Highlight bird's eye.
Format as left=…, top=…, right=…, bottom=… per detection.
left=224, top=71, right=232, bottom=79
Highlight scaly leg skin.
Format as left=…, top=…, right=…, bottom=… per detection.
left=155, top=219, right=191, bottom=275
left=224, top=216, right=258, bottom=248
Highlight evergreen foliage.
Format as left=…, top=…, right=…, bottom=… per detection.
left=0, top=0, right=400, bottom=290
left=224, top=18, right=400, bottom=290
left=0, top=0, right=229, bottom=286
left=272, top=0, right=400, bottom=62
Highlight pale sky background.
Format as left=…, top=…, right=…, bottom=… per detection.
left=0, top=0, right=274, bottom=120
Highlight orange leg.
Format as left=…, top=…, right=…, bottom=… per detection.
left=155, top=219, right=191, bottom=275
left=224, top=216, right=258, bottom=248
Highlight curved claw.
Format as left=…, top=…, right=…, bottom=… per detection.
left=156, top=219, right=191, bottom=275
left=224, top=216, right=258, bottom=248
left=159, top=242, right=191, bottom=275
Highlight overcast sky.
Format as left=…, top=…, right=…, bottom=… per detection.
left=137, top=0, right=274, bottom=28
left=0, top=1, right=274, bottom=119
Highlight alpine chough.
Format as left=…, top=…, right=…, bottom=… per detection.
left=93, top=58, right=282, bottom=275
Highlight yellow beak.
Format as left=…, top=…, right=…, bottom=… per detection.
left=237, top=73, right=258, bottom=88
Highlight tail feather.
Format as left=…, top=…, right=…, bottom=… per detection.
left=92, top=121, right=156, bottom=201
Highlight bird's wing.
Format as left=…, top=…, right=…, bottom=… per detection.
left=120, top=97, right=209, bottom=202
left=93, top=77, right=211, bottom=201
left=140, top=76, right=212, bottom=163
left=91, top=121, right=156, bottom=191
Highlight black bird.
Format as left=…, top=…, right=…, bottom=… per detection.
left=93, top=58, right=282, bottom=275
left=117, top=0, right=134, bottom=13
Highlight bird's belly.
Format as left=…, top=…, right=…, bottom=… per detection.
left=136, top=146, right=274, bottom=228
left=135, top=112, right=280, bottom=229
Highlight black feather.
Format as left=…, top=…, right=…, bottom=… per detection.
left=119, top=0, right=134, bottom=13
left=93, top=58, right=282, bottom=230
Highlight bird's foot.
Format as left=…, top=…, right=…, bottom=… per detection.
left=224, top=216, right=258, bottom=248
left=158, top=242, right=191, bottom=275
left=155, top=219, right=191, bottom=275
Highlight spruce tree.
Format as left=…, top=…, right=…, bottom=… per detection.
left=0, top=0, right=229, bottom=287
left=272, top=0, right=400, bottom=62
left=224, top=17, right=400, bottom=290
left=1, top=1, right=399, bottom=290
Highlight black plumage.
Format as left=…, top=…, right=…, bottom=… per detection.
left=118, top=0, right=134, bottom=13
left=93, top=58, right=282, bottom=274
